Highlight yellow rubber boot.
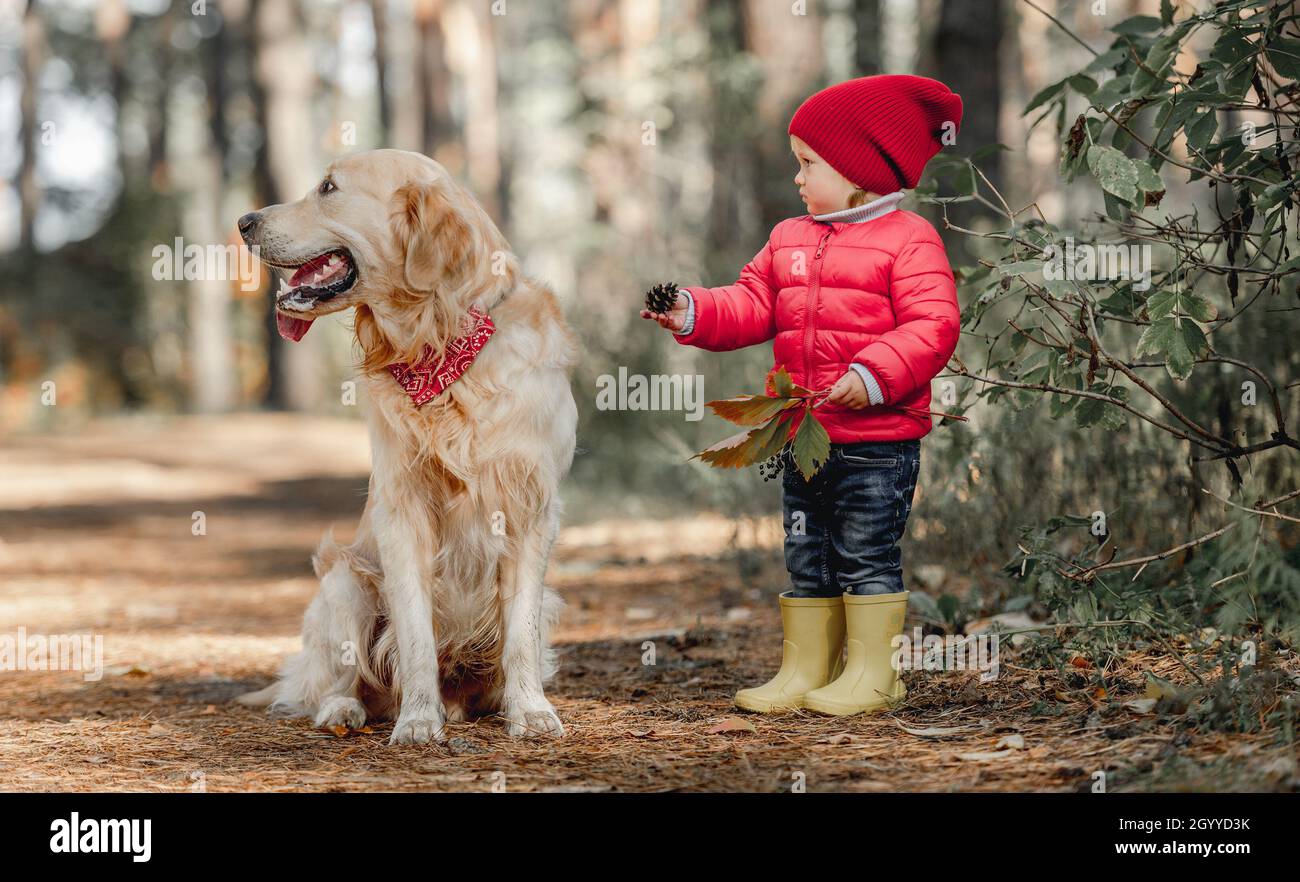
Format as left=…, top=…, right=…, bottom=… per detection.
left=803, top=590, right=908, bottom=716
left=734, top=592, right=846, bottom=713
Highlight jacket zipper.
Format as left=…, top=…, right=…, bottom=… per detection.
left=802, top=227, right=835, bottom=385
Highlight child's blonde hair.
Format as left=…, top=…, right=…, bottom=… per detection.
left=848, top=188, right=871, bottom=208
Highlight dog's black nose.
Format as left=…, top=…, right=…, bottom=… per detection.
left=237, top=211, right=262, bottom=239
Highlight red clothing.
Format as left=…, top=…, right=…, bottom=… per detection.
left=674, top=209, right=960, bottom=442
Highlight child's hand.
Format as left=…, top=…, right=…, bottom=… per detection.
left=639, top=292, right=688, bottom=332
left=823, top=370, right=871, bottom=409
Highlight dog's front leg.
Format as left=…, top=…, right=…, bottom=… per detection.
left=376, top=510, right=446, bottom=746
left=500, top=512, right=564, bottom=738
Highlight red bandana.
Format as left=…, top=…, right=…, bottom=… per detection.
left=387, top=306, right=496, bottom=407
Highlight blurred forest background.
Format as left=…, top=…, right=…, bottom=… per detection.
left=1, top=0, right=1296, bottom=640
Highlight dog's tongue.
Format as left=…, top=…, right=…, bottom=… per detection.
left=275, top=253, right=341, bottom=341
left=277, top=312, right=314, bottom=342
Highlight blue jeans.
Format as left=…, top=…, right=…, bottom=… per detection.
left=781, top=439, right=921, bottom=598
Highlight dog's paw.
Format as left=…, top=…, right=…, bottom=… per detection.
left=503, top=697, right=565, bottom=738
left=388, top=710, right=447, bottom=746
left=314, top=696, right=367, bottom=730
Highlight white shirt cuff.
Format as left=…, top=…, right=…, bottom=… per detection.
left=672, top=290, right=696, bottom=336
left=849, top=363, right=885, bottom=405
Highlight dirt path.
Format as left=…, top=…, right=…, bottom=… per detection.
left=0, top=415, right=1292, bottom=792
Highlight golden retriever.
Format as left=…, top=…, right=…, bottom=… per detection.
left=235, top=149, right=578, bottom=744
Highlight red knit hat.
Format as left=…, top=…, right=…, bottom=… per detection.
left=788, top=74, right=963, bottom=195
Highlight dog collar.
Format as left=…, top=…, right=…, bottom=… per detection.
left=387, top=306, right=495, bottom=406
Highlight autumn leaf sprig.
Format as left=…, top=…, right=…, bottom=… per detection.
left=691, top=366, right=832, bottom=480
left=691, top=365, right=972, bottom=480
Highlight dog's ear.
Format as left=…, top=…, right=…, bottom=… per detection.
left=394, top=182, right=475, bottom=292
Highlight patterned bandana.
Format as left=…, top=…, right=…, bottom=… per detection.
left=386, top=306, right=495, bottom=407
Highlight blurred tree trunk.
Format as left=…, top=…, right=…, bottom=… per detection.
left=149, top=3, right=174, bottom=189
left=17, top=0, right=44, bottom=252
left=244, top=0, right=286, bottom=408
left=185, top=6, right=236, bottom=412
left=458, top=0, right=502, bottom=222
left=415, top=0, right=452, bottom=159
left=743, top=0, right=823, bottom=226
left=371, top=0, right=392, bottom=143
left=96, top=0, right=132, bottom=189
left=202, top=14, right=229, bottom=184
left=703, top=0, right=750, bottom=258
left=852, top=0, right=882, bottom=76
left=248, top=0, right=320, bottom=410
left=925, top=0, right=1003, bottom=252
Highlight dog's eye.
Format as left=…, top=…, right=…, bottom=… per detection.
left=318, top=177, right=337, bottom=195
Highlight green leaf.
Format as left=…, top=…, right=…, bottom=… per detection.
left=1111, top=125, right=1133, bottom=151
left=1099, top=402, right=1127, bottom=430
left=1024, top=78, right=1067, bottom=114
left=1074, top=395, right=1109, bottom=429
left=1050, top=390, right=1076, bottom=418
left=1144, top=288, right=1217, bottom=323
left=1135, top=315, right=1179, bottom=359
left=1083, top=46, right=1128, bottom=75
left=1155, top=98, right=1202, bottom=149
left=1145, top=289, right=1178, bottom=320
left=790, top=406, right=831, bottom=481
left=1018, top=347, right=1054, bottom=376
left=1112, top=15, right=1162, bottom=35
left=1218, top=62, right=1254, bottom=103
left=1211, top=28, right=1253, bottom=67
left=1090, top=74, right=1134, bottom=109
left=1257, top=182, right=1289, bottom=212
left=1136, top=315, right=1204, bottom=380
left=1132, top=32, right=1181, bottom=96
left=1067, top=74, right=1098, bottom=96
left=1177, top=318, right=1208, bottom=372
left=1265, top=37, right=1300, bottom=80
left=1088, top=145, right=1140, bottom=205
left=1185, top=111, right=1217, bottom=153
left=1134, top=161, right=1163, bottom=193
left=1075, top=384, right=1128, bottom=431
left=1183, top=292, right=1217, bottom=322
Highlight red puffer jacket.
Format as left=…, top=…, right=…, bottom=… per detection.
left=674, top=208, right=960, bottom=443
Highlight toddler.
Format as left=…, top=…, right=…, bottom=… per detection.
left=641, top=74, right=963, bottom=716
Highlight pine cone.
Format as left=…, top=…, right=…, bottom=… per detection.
left=644, top=281, right=680, bottom=315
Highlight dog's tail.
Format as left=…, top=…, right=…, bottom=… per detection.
left=234, top=683, right=278, bottom=707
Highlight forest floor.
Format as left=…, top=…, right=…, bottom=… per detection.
left=0, top=414, right=1295, bottom=792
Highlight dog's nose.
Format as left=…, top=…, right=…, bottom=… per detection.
left=237, top=211, right=262, bottom=241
